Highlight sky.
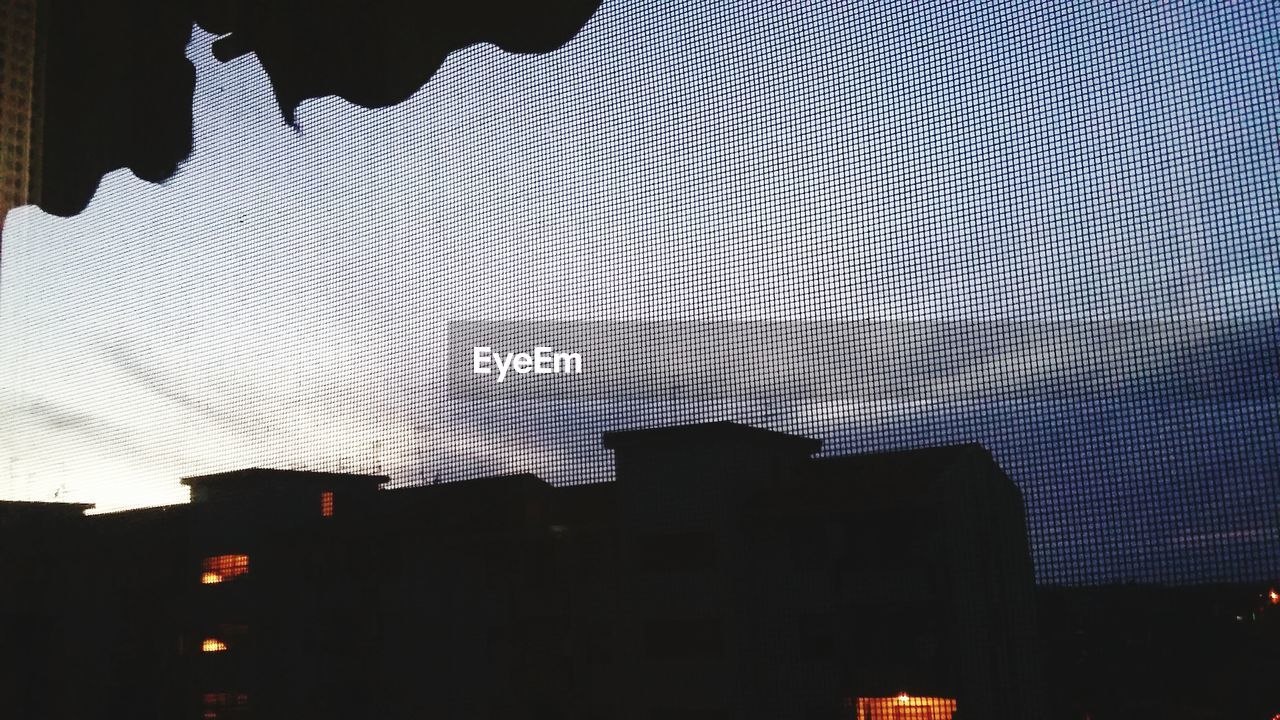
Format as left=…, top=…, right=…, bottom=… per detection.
left=1, top=0, right=1277, bottom=584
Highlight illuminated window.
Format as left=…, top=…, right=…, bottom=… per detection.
left=321, top=490, right=334, bottom=517
left=856, top=695, right=957, bottom=720
left=200, top=554, right=249, bottom=584
left=198, top=624, right=247, bottom=654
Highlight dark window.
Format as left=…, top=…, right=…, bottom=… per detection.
left=201, top=691, right=248, bottom=718
left=633, top=531, right=717, bottom=573
left=643, top=617, right=722, bottom=659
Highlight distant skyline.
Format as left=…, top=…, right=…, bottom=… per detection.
left=1, top=1, right=1276, bottom=583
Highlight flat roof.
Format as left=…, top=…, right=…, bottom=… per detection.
left=601, top=420, right=823, bottom=454
left=181, top=467, right=389, bottom=488
left=0, top=499, right=95, bottom=513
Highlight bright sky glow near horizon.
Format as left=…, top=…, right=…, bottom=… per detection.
left=1, top=1, right=1277, bottom=583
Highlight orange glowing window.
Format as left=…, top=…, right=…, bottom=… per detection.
left=197, top=624, right=246, bottom=654
left=200, top=554, right=249, bottom=584
left=321, top=490, right=334, bottom=517
left=856, top=695, right=957, bottom=720
left=201, top=638, right=228, bottom=653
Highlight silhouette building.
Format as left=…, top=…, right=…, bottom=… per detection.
left=0, top=0, right=40, bottom=239
left=0, top=421, right=1045, bottom=719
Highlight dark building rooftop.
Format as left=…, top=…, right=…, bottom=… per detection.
left=601, top=420, right=824, bottom=454
left=1, top=421, right=1046, bottom=720
left=181, top=467, right=389, bottom=504
left=0, top=498, right=95, bottom=517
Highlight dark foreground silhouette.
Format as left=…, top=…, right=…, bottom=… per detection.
left=2, top=421, right=1046, bottom=720
left=5, top=421, right=1275, bottom=718
left=26, top=0, right=601, bottom=217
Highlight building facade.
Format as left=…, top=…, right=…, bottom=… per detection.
left=1, top=421, right=1045, bottom=719
left=0, top=0, right=40, bottom=239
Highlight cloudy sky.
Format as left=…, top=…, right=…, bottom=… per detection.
left=1, top=1, right=1276, bottom=583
